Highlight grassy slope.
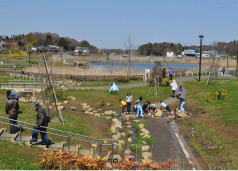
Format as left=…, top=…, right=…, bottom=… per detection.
left=179, top=79, right=238, bottom=169
left=0, top=140, right=43, bottom=170
left=66, top=85, right=171, bottom=109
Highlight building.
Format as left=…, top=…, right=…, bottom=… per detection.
left=166, top=51, right=176, bottom=57
left=195, top=53, right=211, bottom=58
left=182, top=49, right=195, bottom=56
left=45, top=45, right=62, bottom=54
left=74, top=46, right=89, bottom=55
left=0, top=35, right=10, bottom=51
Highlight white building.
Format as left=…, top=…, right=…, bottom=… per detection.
left=166, top=51, right=176, bottom=57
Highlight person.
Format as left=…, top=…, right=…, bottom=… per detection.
left=119, top=99, right=127, bottom=113
left=126, top=92, right=133, bottom=113
left=109, top=83, right=119, bottom=94
left=142, top=101, right=150, bottom=114
left=178, top=86, right=183, bottom=96
left=135, top=96, right=144, bottom=118
left=171, top=80, right=178, bottom=98
left=222, top=67, right=225, bottom=75
left=158, top=101, right=174, bottom=115
left=169, top=68, right=173, bottom=80
left=162, top=68, right=166, bottom=78
left=30, top=102, right=51, bottom=148
left=176, top=95, right=186, bottom=112
left=5, top=93, right=19, bottom=134
left=6, top=90, right=19, bottom=102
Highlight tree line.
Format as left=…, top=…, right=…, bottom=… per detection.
left=10, top=32, right=98, bottom=53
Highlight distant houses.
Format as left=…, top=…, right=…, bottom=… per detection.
left=166, top=51, right=177, bottom=57
left=74, top=47, right=89, bottom=55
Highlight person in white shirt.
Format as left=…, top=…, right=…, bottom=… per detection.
left=171, top=80, right=178, bottom=98
left=158, top=101, right=174, bottom=115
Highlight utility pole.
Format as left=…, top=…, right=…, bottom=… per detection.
left=61, top=47, right=63, bottom=63
left=199, top=35, right=204, bottom=82
left=29, top=45, right=31, bottom=66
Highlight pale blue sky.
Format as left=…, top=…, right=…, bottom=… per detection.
left=0, top=0, right=237, bottom=49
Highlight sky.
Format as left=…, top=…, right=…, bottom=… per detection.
left=0, top=0, right=237, bottom=49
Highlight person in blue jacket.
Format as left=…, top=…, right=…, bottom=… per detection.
left=178, top=86, right=183, bottom=96
left=6, top=90, right=19, bottom=102
left=109, top=83, right=119, bottom=93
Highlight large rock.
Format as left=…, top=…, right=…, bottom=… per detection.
left=111, top=126, right=119, bottom=133
left=140, top=132, right=145, bottom=136
left=59, top=106, right=65, bottom=110
left=139, top=124, right=144, bottom=129
left=113, top=154, right=122, bottom=162
left=94, top=114, right=100, bottom=117
left=112, top=133, right=121, bottom=140
left=154, top=109, right=163, bottom=117
left=141, top=152, right=152, bottom=160
left=128, top=131, right=133, bottom=135
left=63, top=101, right=68, bottom=104
left=118, top=140, right=125, bottom=146
left=104, top=110, right=113, bottom=115
left=121, top=132, right=126, bottom=137
left=142, top=145, right=150, bottom=152
left=126, top=122, right=131, bottom=125
left=133, top=120, right=141, bottom=123
left=126, top=125, right=132, bottom=129
left=83, top=105, right=90, bottom=110
left=105, top=116, right=111, bottom=120
left=125, top=155, right=135, bottom=160
left=128, top=137, right=132, bottom=143
left=143, top=134, right=151, bottom=139
left=141, top=128, right=150, bottom=135
left=125, top=149, right=132, bottom=155
left=178, top=112, right=187, bottom=118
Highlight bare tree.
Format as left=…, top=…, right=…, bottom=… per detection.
left=124, top=33, right=134, bottom=79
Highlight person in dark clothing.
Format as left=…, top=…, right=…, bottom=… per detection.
left=5, top=93, right=19, bottom=134
left=222, top=67, right=225, bottom=75
left=142, top=101, right=150, bottom=114
left=126, top=92, right=133, bottom=113
left=162, top=68, right=166, bottom=78
left=30, top=102, right=51, bottom=148
left=176, top=95, right=186, bottom=112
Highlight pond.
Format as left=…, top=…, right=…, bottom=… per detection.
left=89, top=62, right=199, bottom=71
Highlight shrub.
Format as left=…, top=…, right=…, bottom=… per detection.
left=206, top=93, right=212, bottom=102
left=160, top=78, right=170, bottom=86
left=217, top=89, right=227, bottom=100
left=146, top=78, right=154, bottom=86
left=116, top=76, right=128, bottom=83
left=44, top=86, right=66, bottom=101
left=129, top=76, right=139, bottom=80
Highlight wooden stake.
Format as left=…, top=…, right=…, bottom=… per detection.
left=42, top=54, right=64, bottom=124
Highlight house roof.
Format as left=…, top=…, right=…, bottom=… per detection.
left=0, top=35, right=8, bottom=39
left=4, top=42, right=16, bottom=46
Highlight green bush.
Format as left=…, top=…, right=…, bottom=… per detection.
left=160, top=78, right=170, bottom=86
left=116, top=76, right=128, bottom=83
left=146, top=78, right=154, bottom=86
left=44, top=86, right=66, bottom=101
left=129, top=76, right=139, bottom=80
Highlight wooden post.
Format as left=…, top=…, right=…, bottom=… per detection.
left=42, top=54, right=64, bottom=124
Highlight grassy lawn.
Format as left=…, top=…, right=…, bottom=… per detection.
left=0, top=140, right=43, bottom=170
left=65, top=85, right=171, bottom=109
left=178, top=79, right=238, bottom=169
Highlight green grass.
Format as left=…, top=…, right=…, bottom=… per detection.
left=65, top=85, right=171, bottom=109
left=179, top=79, right=238, bottom=169
left=0, top=140, right=43, bottom=170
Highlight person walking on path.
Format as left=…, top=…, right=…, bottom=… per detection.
left=176, top=95, right=186, bottom=112
left=158, top=101, right=174, bottom=115
left=162, top=68, right=166, bottom=78
left=135, top=96, right=144, bottom=118
left=178, top=86, right=183, bottom=96
left=119, top=99, right=127, bottom=113
left=169, top=68, right=173, bottom=80
left=5, top=93, right=19, bottom=134
left=171, top=80, right=178, bottom=98
left=126, top=92, right=133, bottom=113
left=30, top=102, right=51, bottom=148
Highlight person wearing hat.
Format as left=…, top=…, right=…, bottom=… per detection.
left=6, top=90, right=19, bottom=102
left=5, top=93, right=19, bottom=134
left=29, top=102, right=51, bottom=148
